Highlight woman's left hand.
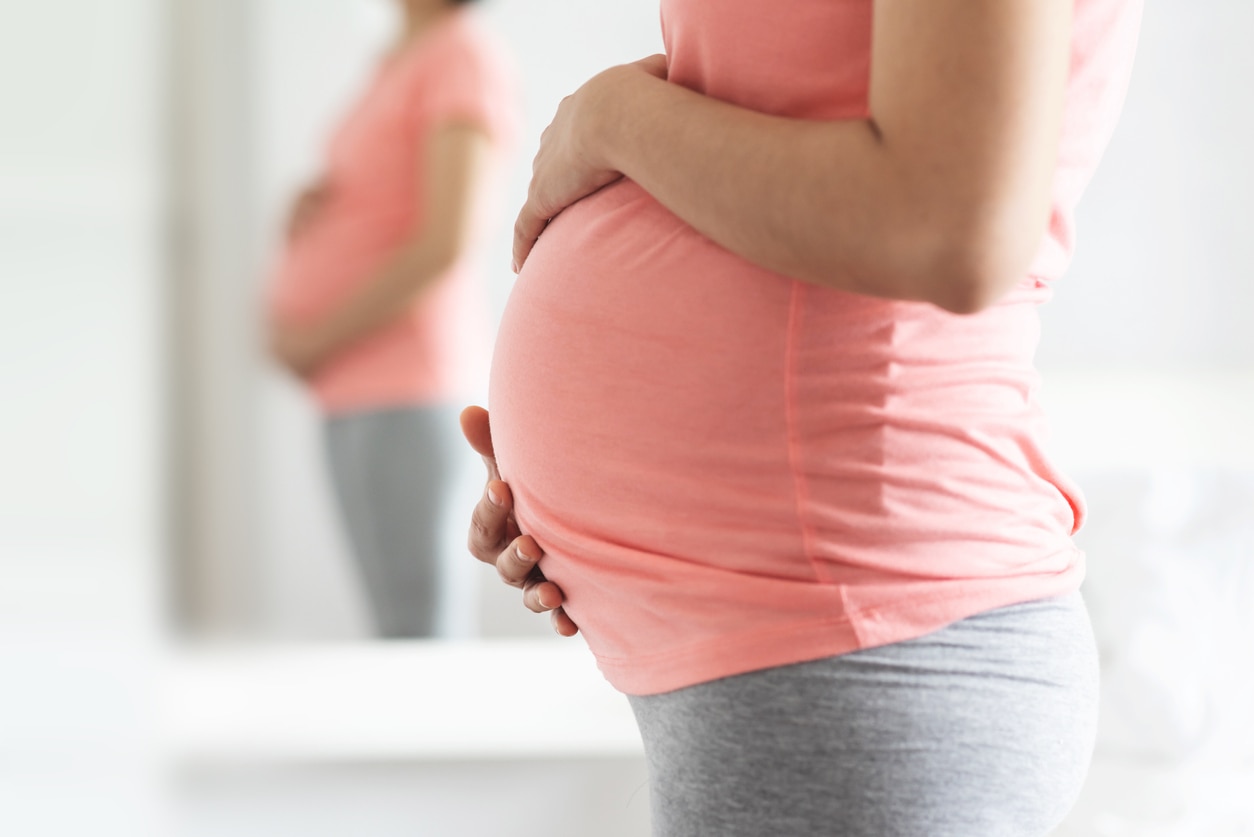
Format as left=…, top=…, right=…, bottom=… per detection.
left=512, top=54, right=668, bottom=272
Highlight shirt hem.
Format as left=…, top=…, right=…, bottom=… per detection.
left=595, top=565, right=1085, bottom=696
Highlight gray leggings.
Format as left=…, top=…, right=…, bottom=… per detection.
left=628, top=592, right=1099, bottom=837
left=323, top=405, right=461, bottom=638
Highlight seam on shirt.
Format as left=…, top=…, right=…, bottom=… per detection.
left=784, top=280, right=829, bottom=584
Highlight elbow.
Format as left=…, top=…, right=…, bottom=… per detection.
left=429, top=242, right=463, bottom=277
left=928, top=267, right=1006, bottom=316
left=922, top=218, right=1040, bottom=316
left=403, top=235, right=464, bottom=288
left=425, top=232, right=466, bottom=276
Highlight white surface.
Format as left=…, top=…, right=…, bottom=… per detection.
left=1042, top=368, right=1254, bottom=470
left=1055, top=466, right=1254, bottom=835
left=162, top=640, right=643, bottom=764
left=1036, top=0, right=1254, bottom=368
left=1057, top=764, right=1254, bottom=837
left=0, top=1, right=165, bottom=835
left=172, top=759, right=651, bottom=837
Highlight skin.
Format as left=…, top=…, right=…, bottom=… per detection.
left=515, top=0, right=1073, bottom=315
left=271, top=0, right=492, bottom=378
left=462, top=406, right=578, bottom=636
left=471, top=0, right=1077, bottom=633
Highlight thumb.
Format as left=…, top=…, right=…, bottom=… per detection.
left=459, top=405, right=496, bottom=460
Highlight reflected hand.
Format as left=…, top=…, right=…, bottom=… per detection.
left=287, top=179, right=331, bottom=242
left=268, top=320, right=330, bottom=379
left=459, top=405, right=578, bottom=637
left=512, top=54, right=668, bottom=273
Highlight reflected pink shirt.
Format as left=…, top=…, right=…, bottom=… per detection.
left=269, top=11, right=516, bottom=413
left=490, top=0, right=1143, bottom=695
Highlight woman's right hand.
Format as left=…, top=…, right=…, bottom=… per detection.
left=512, top=54, right=668, bottom=273
left=286, top=180, right=331, bottom=242
left=460, top=406, right=579, bottom=637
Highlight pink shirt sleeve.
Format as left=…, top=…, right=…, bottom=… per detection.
left=411, top=26, right=518, bottom=147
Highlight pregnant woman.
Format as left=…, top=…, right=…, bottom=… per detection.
left=467, top=0, right=1141, bottom=833
left=268, top=0, right=515, bottom=637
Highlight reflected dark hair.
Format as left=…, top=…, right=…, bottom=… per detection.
left=449, top=0, right=482, bottom=5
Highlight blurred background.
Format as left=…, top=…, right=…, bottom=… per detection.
left=1, top=1, right=1251, bottom=835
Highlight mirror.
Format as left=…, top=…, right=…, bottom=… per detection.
left=168, top=0, right=665, bottom=642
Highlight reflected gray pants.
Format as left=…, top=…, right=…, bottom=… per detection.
left=323, top=405, right=460, bottom=638
left=629, top=592, right=1099, bottom=837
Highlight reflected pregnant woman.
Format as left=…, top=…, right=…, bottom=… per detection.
left=268, top=0, right=516, bottom=637
left=466, top=1, right=1142, bottom=834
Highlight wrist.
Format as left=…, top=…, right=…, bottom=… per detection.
left=580, top=64, right=651, bottom=174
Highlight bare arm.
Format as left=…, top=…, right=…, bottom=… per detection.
left=516, top=0, right=1073, bottom=314
left=273, top=122, right=491, bottom=375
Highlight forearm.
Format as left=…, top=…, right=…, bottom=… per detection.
left=310, top=123, right=491, bottom=364
left=593, top=78, right=966, bottom=309
left=310, top=239, right=456, bottom=359
left=587, top=0, right=1070, bottom=315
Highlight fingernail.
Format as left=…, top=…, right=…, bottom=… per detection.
left=511, top=259, right=519, bottom=274
left=517, top=545, right=538, bottom=563
left=535, top=587, right=550, bottom=609
left=487, top=486, right=502, bottom=506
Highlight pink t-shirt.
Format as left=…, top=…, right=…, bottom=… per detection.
left=490, top=0, right=1143, bottom=696
left=269, top=10, right=516, bottom=413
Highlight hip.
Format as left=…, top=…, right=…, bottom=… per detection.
left=628, top=592, right=1100, bottom=835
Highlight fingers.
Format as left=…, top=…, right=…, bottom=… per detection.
left=495, top=535, right=543, bottom=587
left=287, top=186, right=330, bottom=240
left=467, top=479, right=513, bottom=563
left=634, top=53, right=669, bottom=79
left=551, top=607, right=580, bottom=637
left=498, top=534, right=581, bottom=637
left=522, top=569, right=580, bottom=637
left=459, top=404, right=500, bottom=483
left=457, top=405, right=577, bottom=637
left=522, top=577, right=564, bottom=613
left=459, top=405, right=495, bottom=459
left=287, top=203, right=314, bottom=241
left=512, top=200, right=548, bottom=273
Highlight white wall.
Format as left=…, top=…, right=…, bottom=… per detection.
left=1037, top=1, right=1254, bottom=369
left=0, top=1, right=165, bottom=835
left=1033, top=9, right=1254, bottom=830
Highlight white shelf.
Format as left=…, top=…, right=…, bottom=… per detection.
left=160, top=640, right=644, bottom=766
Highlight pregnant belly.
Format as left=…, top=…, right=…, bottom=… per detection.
left=489, top=182, right=1082, bottom=681
left=489, top=181, right=812, bottom=582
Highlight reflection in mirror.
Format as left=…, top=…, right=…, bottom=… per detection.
left=167, top=0, right=673, bottom=644
left=170, top=0, right=665, bottom=643
left=262, top=0, right=519, bottom=639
